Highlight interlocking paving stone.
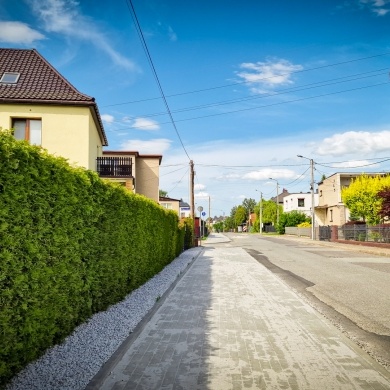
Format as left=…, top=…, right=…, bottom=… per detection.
left=93, top=246, right=390, bottom=390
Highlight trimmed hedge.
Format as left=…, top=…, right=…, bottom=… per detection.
left=0, top=131, right=186, bottom=385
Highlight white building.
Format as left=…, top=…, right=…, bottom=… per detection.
left=283, top=192, right=319, bottom=218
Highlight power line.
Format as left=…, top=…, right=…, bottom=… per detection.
left=103, top=51, right=390, bottom=107
left=317, top=158, right=390, bottom=169
left=125, top=0, right=191, bottom=160
left=107, top=80, right=389, bottom=130
left=167, top=168, right=189, bottom=194
left=106, top=68, right=387, bottom=121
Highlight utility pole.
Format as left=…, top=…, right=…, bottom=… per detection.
left=208, top=196, right=211, bottom=232
left=256, top=189, right=263, bottom=235
left=259, top=191, right=263, bottom=235
left=310, top=158, right=315, bottom=241
left=189, top=160, right=195, bottom=245
left=269, top=178, right=279, bottom=226
left=297, top=155, right=315, bottom=240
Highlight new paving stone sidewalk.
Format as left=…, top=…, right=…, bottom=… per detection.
left=88, top=235, right=390, bottom=389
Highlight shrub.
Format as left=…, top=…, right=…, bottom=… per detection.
left=276, top=211, right=310, bottom=234
left=0, top=131, right=186, bottom=385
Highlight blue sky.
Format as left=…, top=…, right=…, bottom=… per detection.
left=1, top=0, right=390, bottom=217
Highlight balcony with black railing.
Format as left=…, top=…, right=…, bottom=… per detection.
left=96, top=156, right=133, bottom=178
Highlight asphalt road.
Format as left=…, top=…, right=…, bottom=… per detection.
left=223, top=233, right=390, bottom=370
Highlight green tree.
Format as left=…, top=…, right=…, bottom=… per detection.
left=255, top=199, right=282, bottom=225
left=341, top=175, right=390, bottom=225
left=213, top=221, right=224, bottom=232
left=224, top=216, right=235, bottom=231
left=235, top=205, right=247, bottom=226
left=242, top=198, right=256, bottom=215
left=277, top=211, right=310, bottom=234
left=230, top=205, right=237, bottom=219
left=159, top=189, right=168, bottom=197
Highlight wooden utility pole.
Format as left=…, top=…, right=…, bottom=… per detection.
left=190, top=160, right=195, bottom=220
left=189, top=160, right=195, bottom=246
left=208, top=196, right=211, bottom=231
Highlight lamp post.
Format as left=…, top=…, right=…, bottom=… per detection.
left=297, top=155, right=315, bottom=240
left=269, top=178, right=279, bottom=227
left=256, top=189, right=263, bottom=235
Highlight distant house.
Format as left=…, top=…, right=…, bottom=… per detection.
left=159, top=196, right=180, bottom=214
left=0, top=48, right=107, bottom=170
left=102, top=151, right=162, bottom=202
left=283, top=192, right=318, bottom=218
left=315, top=172, right=384, bottom=226
left=271, top=188, right=290, bottom=206
left=0, top=48, right=161, bottom=202
left=179, top=199, right=191, bottom=219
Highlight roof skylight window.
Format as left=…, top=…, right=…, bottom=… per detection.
left=0, top=72, right=20, bottom=84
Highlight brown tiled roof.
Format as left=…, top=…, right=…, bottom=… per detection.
left=0, top=48, right=107, bottom=145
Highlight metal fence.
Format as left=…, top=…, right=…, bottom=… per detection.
left=96, top=157, right=133, bottom=177
left=338, top=225, right=390, bottom=243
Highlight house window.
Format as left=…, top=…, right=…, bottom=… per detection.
left=160, top=203, right=172, bottom=210
left=298, top=198, right=305, bottom=207
left=330, top=209, right=333, bottom=222
left=12, top=119, right=42, bottom=146
left=0, top=72, right=20, bottom=84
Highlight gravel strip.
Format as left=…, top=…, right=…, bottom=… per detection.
left=6, top=248, right=202, bottom=390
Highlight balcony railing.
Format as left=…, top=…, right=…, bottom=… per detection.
left=96, top=157, right=133, bottom=178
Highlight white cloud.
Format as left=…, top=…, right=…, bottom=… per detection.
left=314, top=130, right=390, bottom=156
left=215, top=173, right=241, bottom=181
left=122, top=116, right=132, bottom=123
left=0, top=21, right=45, bottom=44
left=359, top=0, right=390, bottom=15
left=194, top=183, right=206, bottom=190
left=132, top=117, right=160, bottom=130
left=168, top=26, right=177, bottom=41
left=243, top=168, right=297, bottom=181
left=195, top=191, right=209, bottom=199
left=236, top=58, right=303, bottom=93
left=331, top=160, right=379, bottom=168
left=120, top=138, right=171, bottom=154
left=101, top=114, right=115, bottom=124
left=27, top=0, right=136, bottom=70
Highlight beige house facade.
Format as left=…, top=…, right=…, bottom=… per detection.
left=159, top=196, right=181, bottom=214
left=1, top=104, right=105, bottom=170
left=102, top=151, right=162, bottom=202
left=0, top=48, right=107, bottom=170
left=315, top=172, right=384, bottom=226
left=0, top=48, right=161, bottom=202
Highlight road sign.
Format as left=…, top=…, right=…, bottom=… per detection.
left=202, top=211, right=206, bottom=216
left=197, top=206, right=203, bottom=212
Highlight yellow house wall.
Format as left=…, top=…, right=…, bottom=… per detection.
left=135, top=157, right=160, bottom=202
left=317, top=174, right=358, bottom=226
left=159, top=200, right=180, bottom=214
left=88, top=113, right=103, bottom=170
left=318, top=174, right=341, bottom=207
left=101, top=152, right=160, bottom=201
left=0, top=104, right=103, bottom=170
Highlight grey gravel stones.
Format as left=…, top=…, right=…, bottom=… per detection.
left=6, top=248, right=201, bottom=390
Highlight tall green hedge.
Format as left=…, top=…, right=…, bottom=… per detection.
left=0, top=131, right=186, bottom=385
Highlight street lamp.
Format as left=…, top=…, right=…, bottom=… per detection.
left=269, top=178, right=279, bottom=226
left=256, top=189, right=263, bottom=235
left=297, top=155, right=315, bottom=240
